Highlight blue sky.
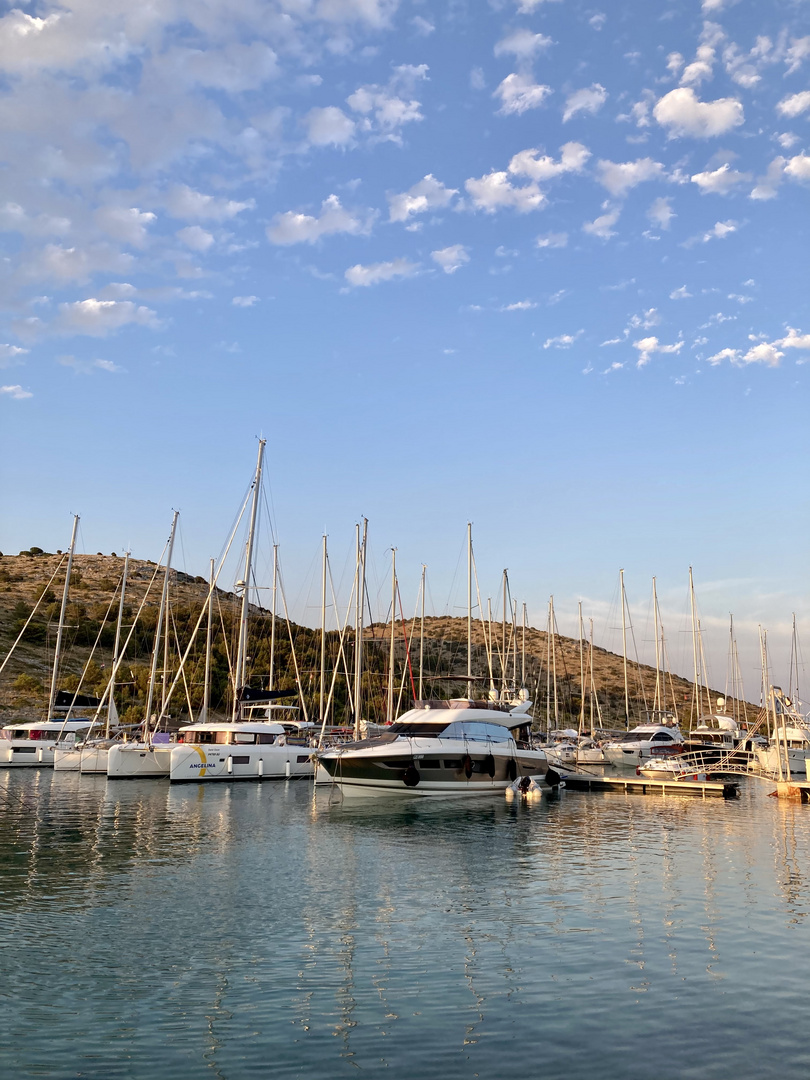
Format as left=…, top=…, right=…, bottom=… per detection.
left=1, top=0, right=808, bottom=693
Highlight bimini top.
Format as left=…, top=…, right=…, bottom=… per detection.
left=1, top=719, right=95, bottom=735
left=392, top=698, right=532, bottom=732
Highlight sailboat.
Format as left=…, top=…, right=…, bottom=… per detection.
left=0, top=517, right=98, bottom=767
left=755, top=621, right=810, bottom=778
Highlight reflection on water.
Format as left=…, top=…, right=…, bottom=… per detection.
left=2, top=773, right=810, bottom=1078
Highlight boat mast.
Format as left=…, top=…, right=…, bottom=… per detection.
left=144, top=511, right=178, bottom=740
left=652, top=576, right=661, bottom=718
left=545, top=599, right=552, bottom=731
left=47, top=514, right=79, bottom=719
left=688, top=566, right=701, bottom=728
left=511, top=598, right=518, bottom=692
left=418, top=564, right=426, bottom=701
left=199, top=557, right=215, bottom=723
left=620, top=568, right=630, bottom=729
left=550, top=595, right=559, bottom=728
left=589, top=617, right=596, bottom=737
left=105, top=551, right=129, bottom=737
left=387, top=548, right=397, bottom=724
left=320, top=535, right=328, bottom=726
left=353, top=517, right=367, bottom=738
left=466, top=522, right=472, bottom=700
left=269, top=543, right=278, bottom=690
left=501, top=570, right=508, bottom=697
left=578, top=601, right=586, bottom=735
left=233, top=439, right=265, bottom=720
left=521, top=601, right=527, bottom=691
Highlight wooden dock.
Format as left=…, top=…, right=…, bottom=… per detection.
left=562, top=772, right=740, bottom=799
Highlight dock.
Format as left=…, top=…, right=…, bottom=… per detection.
left=562, top=772, right=740, bottom=799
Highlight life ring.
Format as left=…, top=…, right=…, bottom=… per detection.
left=462, top=753, right=473, bottom=779
left=403, top=764, right=420, bottom=787
left=506, top=758, right=517, bottom=782
left=483, top=753, right=495, bottom=778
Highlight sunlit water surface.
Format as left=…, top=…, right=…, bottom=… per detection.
left=1, top=772, right=809, bottom=1079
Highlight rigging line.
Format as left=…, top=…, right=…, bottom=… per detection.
left=275, top=559, right=310, bottom=725
left=326, top=552, right=355, bottom=718
left=396, top=582, right=417, bottom=701
left=170, top=607, right=195, bottom=720
left=0, top=553, right=67, bottom=677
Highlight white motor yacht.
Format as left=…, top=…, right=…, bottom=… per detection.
left=602, top=723, right=684, bottom=768
left=0, top=720, right=94, bottom=767
left=316, top=698, right=549, bottom=796
left=169, top=719, right=315, bottom=782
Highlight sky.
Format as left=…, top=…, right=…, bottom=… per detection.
left=0, top=0, right=808, bottom=697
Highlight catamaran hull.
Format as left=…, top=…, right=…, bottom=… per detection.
left=0, top=741, right=57, bottom=767
left=81, top=747, right=110, bottom=774
left=107, top=744, right=173, bottom=779
left=169, top=744, right=315, bottom=782
left=53, top=747, right=83, bottom=771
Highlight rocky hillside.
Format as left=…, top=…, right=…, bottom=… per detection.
left=0, top=550, right=757, bottom=729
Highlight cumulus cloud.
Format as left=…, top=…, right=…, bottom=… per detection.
left=388, top=175, right=457, bottom=222
left=707, top=328, right=810, bottom=367
left=691, top=163, right=750, bottom=194
left=653, top=88, right=744, bottom=138
left=536, top=232, right=568, bottom=248
left=500, top=300, right=537, bottom=311
left=465, top=172, right=545, bottom=213
left=164, top=186, right=254, bottom=221
left=232, top=295, right=259, bottom=307
left=648, top=197, right=675, bottom=229
left=57, top=355, right=124, bottom=375
left=304, top=106, right=356, bottom=146
left=680, top=44, right=717, bottom=88
left=780, top=327, right=810, bottom=351
left=597, top=158, right=664, bottom=197
left=267, top=195, right=374, bottom=245
left=509, top=141, right=590, bottom=181
left=347, top=64, right=428, bottom=143
left=176, top=225, right=214, bottom=252
left=0, top=384, right=32, bottom=400
left=431, top=245, right=469, bottom=274
left=563, top=84, right=607, bottom=123
left=785, top=36, right=810, bottom=75
left=95, top=206, right=155, bottom=247
left=582, top=206, right=620, bottom=239
left=53, top=298, right=160, bottom=337
left=494, top=29, right=553, bottom=60
left=785, top=154, right=810, bottom=182
left=344, top=258, right=418, bottom=287
left=633, top=336, right=683, bottom=367
left=750, top=158, right=786, bottom=201
left=670, top=285, right=692, bottom=299
left=543, top=330, right=583, bottom=348
left=0, top=344, right=29, bottom=368
left=494, top=72, right=552, bottom=115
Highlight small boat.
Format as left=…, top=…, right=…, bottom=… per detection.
left=602, top=723, right=685, bottom=768
left=316, top=697, right=549, bottom=796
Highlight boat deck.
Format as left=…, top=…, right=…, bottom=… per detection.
left=563, top=772, right=740, bottom=799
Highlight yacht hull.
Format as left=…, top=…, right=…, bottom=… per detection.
left=80, top=747, right=110, bottom=774
left=755, top=745, right=809, bottom=778
left=169, top=744, right=315, bottom=782
left=107, top=744, right=173, bottom=779
left=0, top=741, right=57, bottom=767
left=53, top=747, right=83, bottom=771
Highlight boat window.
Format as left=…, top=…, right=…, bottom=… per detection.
left=232, top=732, right=257, bottom=744
left=389, top=722, right=446, bottom=737
left=651, top=732, right=674, bottom=742
left=440, top=721, right=512, bottom=743
left=256, top=732, right=276, bottom=745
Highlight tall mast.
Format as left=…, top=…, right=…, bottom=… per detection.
left=466, top=523, right=472, bottom=700
left=550, top=595, right=559, bottom=728
left=161, top=570, right=171, bottom=714
left=688, top=566, right=701, bottom=728
left=269, top=543, right=278, bottom=690
left=418, top=565, right=426, bottom=701
left=652, top=576, right=661, bottom=717
left=578, top=601, right=586, bottom=734
left=545, top=599, right=552, bottom=731
left=620, top=568, right=630, bottom=729
left=501, top=570, right=508, bottom=696
left=320, top=535, right=328, bottom=726
left=521, top=602, right=527, bottom=690
left=144, top=510, right=178, bottom=739
left=47, top=514, right=79, bottom=718
left=106, top=551, right=129, bottom=737
left=589, top=617, right=596, bottom=737
left=199, top=557, right=215, bottom=723
left=387, top=548, right=397, bottom=725
left=511, top=599, right=518, bottom=691
left=353, top=518, right=368, bottom=738
left=233, top=439, right=265, bottom=720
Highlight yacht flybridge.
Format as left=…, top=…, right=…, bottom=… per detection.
left=602, top=723, right=685, bottom=767
left=316, top=697, right=549, bottom=796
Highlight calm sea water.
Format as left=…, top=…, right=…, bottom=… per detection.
left=1, top=771, right=809, bottom=1079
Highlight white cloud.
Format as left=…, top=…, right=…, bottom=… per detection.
left=0, top=384, right=32, bottom=400
left=629, top=308, right=660, bottom=329
left=543, top=330, right=583, bottom=348
left=54, top=298, right=159, bottom=337
left=232, top=296, right=259, bottom=307
left=785, top=36, right=810, bottom=75
left=164, top=186, right=253, bottom=222
left=465, top=171, right=545, bottom=213
left=706, top=347, right=740, bottom=365
left=742, top=342, right=783, bottom=366
left=536, top=232, right=568, bottom=248
left=597, top=157, right=664, bottom=197
left=388, top=175, right=457, bottom=222
left=776, top=92, right=810, bottom=119
left=653, top=88, right=744, bottom=138
left=780, top=327, right=810, bottom=351
left=785, top=154, right=810, bottom=182
left=680, top=44, right=716, bottom=88
left=648, top=196, right=675, bottom=229
left=708, top=329, right=810, bottom=368
left=431, top=245, right=469, bottom=274
left=508, top=141, right=590, bottom=181
left=344, top=258, right=418, bottom=287
left=23, top=242, right=133, bottom=284
left=494, top=73, right=552, bottom=115
left=267, top=195, right=374, bottom=245
left=582, top=206, right=620, bottom=239
left=633, top=336, right=683, bottom=367
left=176, top=225, right=214, bottom=252
left=563, top=84, right=607, bottom=122
left=701, top=219, right=738, bottom=242
left=304, top=106, right=356, bottom=146
left=750, top=158, right=786, bottom=201
left=411, top=15, right=434, bottom=36
left=691, top=163, right=750, bottom=194
left=0, top=344, right=29, bottom=368
left=57, top=355, right=124, bottom=374
left=95, top=206, right=155, bottom=247
left=590, top=13, right=606, bottom=30
left=670, top=285, right=692, bottom=299
left=494, top=29, right=553, bottom=60
left=347, top=64, right=428, bottom=143
left=500, top=300, right=537, bottom=311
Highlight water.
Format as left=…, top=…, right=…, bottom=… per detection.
left=1, top=772, right=810, bottom=1079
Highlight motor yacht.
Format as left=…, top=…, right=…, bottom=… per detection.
left=754, top=688, right=810, bottom=778
left=602, top=723, right=684, bottom=768
left=316, top=698, right=549, bottom=796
